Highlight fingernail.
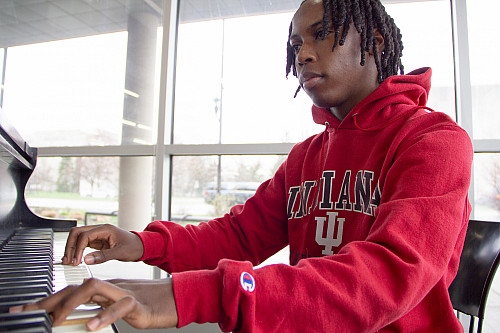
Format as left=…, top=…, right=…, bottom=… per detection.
left=87, top=318, right=100, bottom=331
left=9, top=305, right=23, bottom=313
left=84, top=255, right=95, bottom=265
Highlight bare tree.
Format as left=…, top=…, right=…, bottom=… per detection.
left=80, top=157, right=118, bottom=197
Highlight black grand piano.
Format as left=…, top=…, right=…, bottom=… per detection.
left=0, top=112, right=77, bottom=332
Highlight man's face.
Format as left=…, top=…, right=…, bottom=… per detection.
left=289, top=0, right=380, bottom=120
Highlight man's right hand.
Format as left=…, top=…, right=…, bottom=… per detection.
left=62, top=224, right=144, bottom=266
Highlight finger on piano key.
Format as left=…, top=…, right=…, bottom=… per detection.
left=53, top=309, right=115, bottom=333
left=53, top=262, right=93, bottom=292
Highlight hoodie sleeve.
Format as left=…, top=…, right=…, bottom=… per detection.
left=133, top=160, right=290, bottom=273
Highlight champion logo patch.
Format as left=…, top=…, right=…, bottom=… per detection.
left=240, top=272, right=255, bottom=292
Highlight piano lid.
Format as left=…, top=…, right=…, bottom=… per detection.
left=0, top=112, right=35, bottom=170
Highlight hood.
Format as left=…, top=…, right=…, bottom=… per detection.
left=312, top=67, right=432, bottom=130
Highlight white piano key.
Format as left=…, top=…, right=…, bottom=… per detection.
left=53, top=323, right=115, bottom=333
left=53, top=232, right=114, bottom=332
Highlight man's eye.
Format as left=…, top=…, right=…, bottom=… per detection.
left=292, top=44, right=301, bottom=53
left=315, top=30, right=330, bottom=40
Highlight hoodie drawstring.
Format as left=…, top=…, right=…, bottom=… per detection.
left=308, top=122, right=330, bottom=224
left=316, top=123, right=330, bottom=208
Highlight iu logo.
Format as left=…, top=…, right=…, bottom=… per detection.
left=315, top=211, right=345, bottom=255
left=240, top=272, right=256, bottom=292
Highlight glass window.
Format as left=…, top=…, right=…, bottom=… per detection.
left=174, top=1, right=456, bottom=146
left=26, top=156, right=155, bottom=231
left=171, top=155, right=286, bottom=224
left=171, top=154, right=290, bottom=267
left=173, top=2, right=323, bottom=145
left=384, top=0, right=456, bottom=120
left=473, top=153, right=500, bottom=221
left=467, top=0, right=500, bottom=139
left=1, top=1, right=163, bottom=147
left=27, top=157, right=119, bottom=225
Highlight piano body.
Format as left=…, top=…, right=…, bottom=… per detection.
left=0, top=113, right=115, bottom=332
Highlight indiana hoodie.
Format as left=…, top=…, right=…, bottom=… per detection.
left=135, top=67, right=473, bottom=332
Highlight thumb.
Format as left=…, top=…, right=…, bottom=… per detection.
left=84, top=249, right=113, bottom=265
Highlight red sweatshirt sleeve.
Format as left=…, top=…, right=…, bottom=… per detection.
left=134, top=160, right=291, bottom=273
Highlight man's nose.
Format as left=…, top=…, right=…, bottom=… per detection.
left=297, top=44, right=316, bottom=66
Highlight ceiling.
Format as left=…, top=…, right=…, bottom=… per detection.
left=0, top=0, right=303, bottom=48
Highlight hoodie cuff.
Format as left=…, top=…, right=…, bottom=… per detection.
left=172, top=269, right=223, bottom=328
left=131, top=230, right=167, bottom=262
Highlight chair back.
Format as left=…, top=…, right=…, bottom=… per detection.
left=449, top=219, right=500, bottom=332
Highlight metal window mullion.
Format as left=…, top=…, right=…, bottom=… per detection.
left=37, top=145, right=155, bottom=157
left=37, top=142, right=295, bottom=158
left=451, top=0, right=473, bottom=135
left=152, top=0, right=179, bottom=280
left=154, top=0, right=179, bottom=226
left=451, top=0, right=474, bottom=218
left=165, top=143, right=295, bottom=156
left=472, top=140, right=500, bottom=153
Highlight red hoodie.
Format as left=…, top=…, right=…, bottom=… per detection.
left=135, top=68, right=472, bottom=332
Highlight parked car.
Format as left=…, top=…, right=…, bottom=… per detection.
left=203, top=181, right=260, bottom=206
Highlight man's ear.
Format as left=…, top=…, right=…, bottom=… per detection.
left=370, top=28, right=385, bottom=54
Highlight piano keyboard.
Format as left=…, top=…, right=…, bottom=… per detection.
left=0, top=228, right=115, bottom=332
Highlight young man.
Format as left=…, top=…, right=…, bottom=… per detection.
left=13, top=0, right=472, bottom=331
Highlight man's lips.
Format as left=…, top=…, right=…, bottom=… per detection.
left=300, top=72, right=323, bottom=89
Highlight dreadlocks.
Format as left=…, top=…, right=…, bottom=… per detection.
left=286, top=0, right=404, bottom=97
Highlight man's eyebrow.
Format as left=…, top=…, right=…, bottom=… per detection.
left=289, top=20, right=324, bottom=41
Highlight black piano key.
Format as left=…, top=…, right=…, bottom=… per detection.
left=7, top=237, right=52, bottom=241
left=0, top=300, right=40, bottom=314
left=1, top=247, right=52, bottom=252
left=0, top=310, right=51, bottom=332
left=1, top=328, right=49, bottom=333
left=0, top=270, right=52, bottom=281
left=0, top=261, right=52, bottom=270
left=0, top=285, right=52, bottom=296
left=1, top=328, right=50, bottom=333
left=0, top=250, right=52, bottom=255
left=0, top=265, right=51, bottom=275
left=0, top=256, right=52, bottom=262
left=0, top=280, right=53, bottom=292
left=0, top=257, right=50, bottom=263
left=0, top=273, right=52, bottom=281
left=0, top=292, right=49, bottom=303
left=0, top=258, right=52, bottom=262
left=3, top=245, right=52, bottom=250
left=0, top=261, right=52, bottom=268
left=0, top=265, right=51, bottom=272
left=4, top=245, right=52, bottom=250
